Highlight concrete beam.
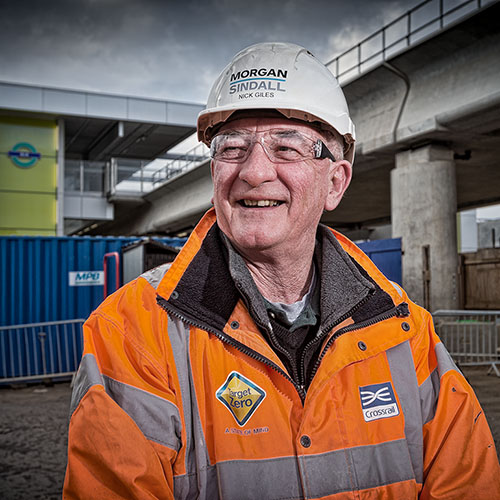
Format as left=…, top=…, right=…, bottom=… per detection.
left=108, top=161, right=213, bottom=235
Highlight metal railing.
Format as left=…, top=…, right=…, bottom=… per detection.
left=432, top=310, right=500, bottom=376
left=103, top=142, right=210, bottom=195
left=151, top=142, right=210, bottom=187
left=326, top=0, right=495, bottom=83
left=107, top=158, right=156, bottom=195
left=0, top=319, right=85, bottom=384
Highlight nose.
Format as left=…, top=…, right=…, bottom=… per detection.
left=238, top=140, right=278, bottom=187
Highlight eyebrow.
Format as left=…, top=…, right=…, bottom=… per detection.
left=272, top=129, right=305, bottom=138
left=219, top=128, right=310, bottom=138
left=218, top=129, right=252, bottom=136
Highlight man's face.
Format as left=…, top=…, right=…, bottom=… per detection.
left=210, top=116, right=351, bottom=258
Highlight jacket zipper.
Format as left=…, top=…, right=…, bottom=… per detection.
left=308, top=301, right=410, bottom=382
left=157, top=296, right=308, bottom=400
left=158, top=296, right=409, bottom=403
left=237, top=284, right=301, bottom=384
left=298, top=291, right=373, bottom=389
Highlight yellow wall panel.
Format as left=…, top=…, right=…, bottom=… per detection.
left=0, top=192, right=56, bottom=231
left=0, top=117, right=57, bottom=235
left=0, top=228, right=56, bottom=236
left=0, top=155, right=57, bottom=192
left=0, top=117, right=57, bottom=156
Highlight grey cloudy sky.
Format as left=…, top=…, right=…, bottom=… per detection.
left=0, top=0, right=419, bottom=104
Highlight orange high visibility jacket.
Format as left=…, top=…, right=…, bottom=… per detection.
left=64, top=209, right=500, bottom=499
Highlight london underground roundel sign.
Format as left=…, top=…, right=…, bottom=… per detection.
left=8, top=142, right=41, bottom=168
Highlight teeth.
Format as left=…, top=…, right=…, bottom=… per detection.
left=243, top=200, right=280, bottom=207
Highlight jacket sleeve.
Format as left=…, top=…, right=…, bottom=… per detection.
left=64, top=281, right=182, bottom=499
left=415, top=311, right=500, bottom=499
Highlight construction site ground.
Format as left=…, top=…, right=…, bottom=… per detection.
left=0, top=366, right=499, bottom=499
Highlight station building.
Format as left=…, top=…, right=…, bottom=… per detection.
left=0, top=81, right=203, bottom=236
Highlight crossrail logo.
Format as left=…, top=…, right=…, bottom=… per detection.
left=359, top=382, right=399, bottom=422
left=216, top=371, right=266, bottom=427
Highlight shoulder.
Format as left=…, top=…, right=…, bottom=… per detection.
left=84, top=263, right=177, bottom=349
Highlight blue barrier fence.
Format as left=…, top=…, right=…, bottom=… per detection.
left=0, top=319, right=84, bottom=383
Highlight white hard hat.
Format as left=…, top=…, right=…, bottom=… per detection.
left=197, top=42, right=355, bottom=163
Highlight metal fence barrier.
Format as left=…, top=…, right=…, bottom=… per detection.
left=0, top=319, right=85, bottom=384
left=432, top=310, right=500, bottom=376
left=2, top=313, right=498, bottom=382
left=325, top=0, right=495, bottom=83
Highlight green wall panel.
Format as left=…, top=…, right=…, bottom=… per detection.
left=0, top=117, right=57, bottom=156
left=0, top=192, right=56, bottom=231
left=0, top=155, right=57, bottom=192
left=0, top=228, right=56, bottom=236
left=0, top=117, right=57, bottom=235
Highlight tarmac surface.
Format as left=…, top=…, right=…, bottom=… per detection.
left=0, top=367, right=499, bottom=499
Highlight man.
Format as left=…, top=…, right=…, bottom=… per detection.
left=64, top=43, right=500, bottom=498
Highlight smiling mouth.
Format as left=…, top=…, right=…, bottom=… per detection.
left=240, top=200, right=283, bottom=207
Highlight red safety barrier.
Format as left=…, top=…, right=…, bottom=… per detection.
left=103, top=252, right=120, bottom=299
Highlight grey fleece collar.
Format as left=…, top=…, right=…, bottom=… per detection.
left=221, top=232, right=272, bottom=330
left=220, top=225, right=375, bottom=333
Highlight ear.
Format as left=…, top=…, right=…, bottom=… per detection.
left=209, top=160, right=216, bottom=205
left=324, top=160, right=352, bottom=211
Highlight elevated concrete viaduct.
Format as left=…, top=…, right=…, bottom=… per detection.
left=105, top=1, right=500, bottom=311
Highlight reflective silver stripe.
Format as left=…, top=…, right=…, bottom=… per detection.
left=390, top=281, right=404, bottom=297
left=417, top=342, right=460, bottom=425
left=435, top=341, right=460, bottom=377
left=219, top=455, right=303, bottom=500
left=386, top=341, right=423, bottom=484
left=70, top=353, right=182, bottom=451
left=70, top=352, right=104, bottom=416
left=167, top=315, right=217, bottom=500
left=214, top=440, right=414, bottom=499
left=349, top=440, right=415, bottom=491
left=102, top=375, right=181, bottom=450
left=419, top=367, right=440, bottom=425
left=173, top=466, right=218, bottom=500
left=142, top=263, right=171, bottom=290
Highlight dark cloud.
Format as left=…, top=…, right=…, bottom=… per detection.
left=0, top=0, right=417, bottom=102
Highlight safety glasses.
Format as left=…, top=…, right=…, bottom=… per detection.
left=210, top=128, right=337, bottom=164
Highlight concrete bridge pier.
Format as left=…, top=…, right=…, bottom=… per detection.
left=391, top=144, right=458, bottom=311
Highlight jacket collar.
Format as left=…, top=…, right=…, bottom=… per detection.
left=157, top=209, right=397, bottom=335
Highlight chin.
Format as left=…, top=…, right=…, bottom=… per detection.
left=232, top=231, right=285, bottom=253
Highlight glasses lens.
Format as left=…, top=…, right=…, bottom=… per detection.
left=211, top=129, right=318, bottom=163
left=267, top=130, right=313, bottom=162
left=211, top=132, right=252, bottom=162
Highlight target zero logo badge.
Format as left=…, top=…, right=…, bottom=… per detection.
left=8, top=142, right=42, bottom=168
left=216, top=372, right=266, bottom=426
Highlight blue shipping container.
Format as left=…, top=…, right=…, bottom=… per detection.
left=0, top=235, right=186, bottom=327
left=0, top=235, right=401, bottom=381
left=357, top=238, right=402, bottom=286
